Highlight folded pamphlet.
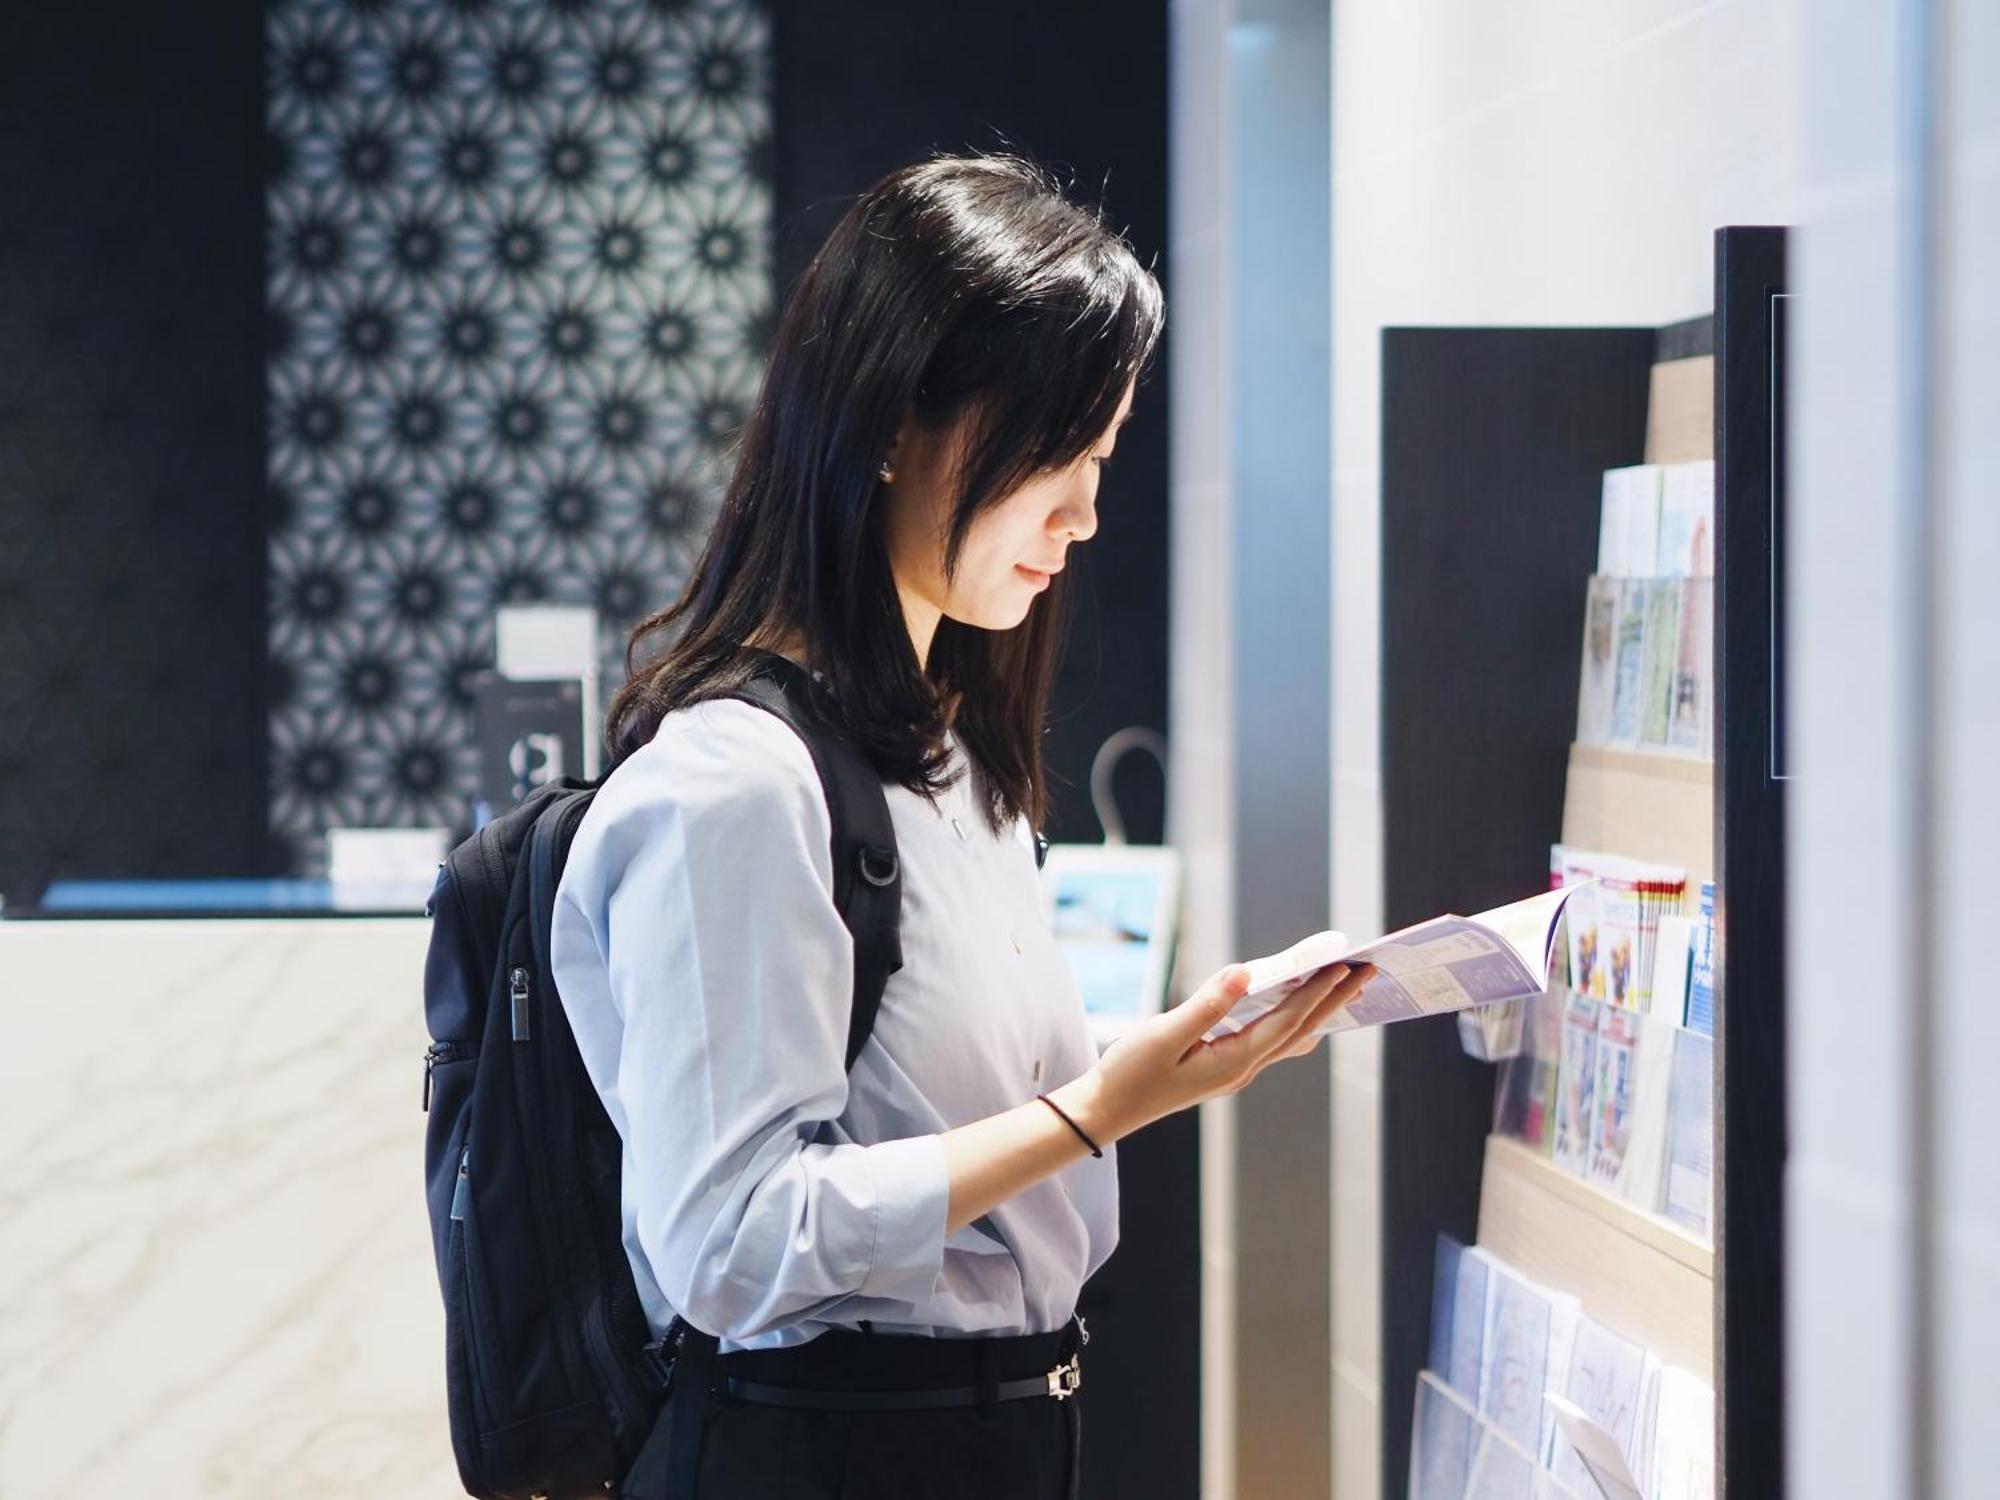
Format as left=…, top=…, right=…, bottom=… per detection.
left=1201, top=884, right=1589, bottom=1044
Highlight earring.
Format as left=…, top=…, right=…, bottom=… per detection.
left=877, top=461, right=894, bottom=483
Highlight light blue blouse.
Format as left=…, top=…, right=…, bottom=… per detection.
left=549, top=693, right=1119, bottom=1354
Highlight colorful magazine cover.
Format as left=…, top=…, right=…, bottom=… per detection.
left=1597, top=867, right=1643, bottom=1011
left=1559, top=847, right=1603, bottom=1002
left=1587, top=853, right=1687, bottom=1014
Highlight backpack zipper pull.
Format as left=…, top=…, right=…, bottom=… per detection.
left=449, top=1143, right=471, bottom=1221
left=509, top=965, right=532, bottom=1042
left=422, top=1040, right=450, bottom=1112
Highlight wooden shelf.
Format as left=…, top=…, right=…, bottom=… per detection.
left=1644, top=353, right=1715, bottom=465
left=1560, top=741, right=1715, bottom=887
left=1476, top=1134, right=1713, bottom=1379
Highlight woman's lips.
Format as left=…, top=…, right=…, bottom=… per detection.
left=1016, top=564, right=1052, bottom=587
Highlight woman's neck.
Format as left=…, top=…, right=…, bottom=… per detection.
left=742, top=622, right=809, bottom=668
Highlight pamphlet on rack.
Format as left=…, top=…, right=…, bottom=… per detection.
left=1549, top=1320, right=1658, bottom=1494
left=1663, top=1028, right=1714, bottom=1235
left=1201, top=883, right=1589, bottom=1044
left=1545, top=1394, right=1648, bottom=1500
left=1423, top=1236, right=1713, bottom=1500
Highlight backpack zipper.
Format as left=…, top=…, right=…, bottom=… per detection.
left=422, top=1039, right=477, bottom=1112
left=508, top=965, right=532, bottom=1041
left=447, top=1141, right=505, bottom=1439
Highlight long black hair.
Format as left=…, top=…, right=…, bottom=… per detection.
left=602, top=149, right=1165, bottom=838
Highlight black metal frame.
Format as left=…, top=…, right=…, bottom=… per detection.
left=1712, top=224, right=1789, bottom=1500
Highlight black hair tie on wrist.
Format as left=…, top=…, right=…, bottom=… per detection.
left=1038, top=1092, right=1103, bottom=1157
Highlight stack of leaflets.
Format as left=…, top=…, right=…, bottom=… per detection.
left=1576, top=460, right=1715, bottom=758
left=1418, top=1235, right=1715, bottom=1500
left=1485, top=849, right=1709, bottom=1225
left=1519, top=966, right=1710, bottom=1220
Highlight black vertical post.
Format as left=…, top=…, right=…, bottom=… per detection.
left=1712, top=225, right=1789, bottom=1500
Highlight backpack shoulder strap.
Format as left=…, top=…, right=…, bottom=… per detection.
left=719, top=652, right=903, bottom=1074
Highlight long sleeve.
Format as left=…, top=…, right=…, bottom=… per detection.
left=558, top=701, right=952, bottom=1345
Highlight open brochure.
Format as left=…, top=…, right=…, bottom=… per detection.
left=1201, top=883, right=1587, bottom=1043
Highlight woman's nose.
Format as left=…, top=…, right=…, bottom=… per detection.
left=1059, top=499, right=1097, bottom=543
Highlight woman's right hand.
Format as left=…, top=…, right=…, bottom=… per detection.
left=1066, top=958, right=1378, bottom=1146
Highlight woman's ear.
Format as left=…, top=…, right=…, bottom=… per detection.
left=885, top=398, right=940, bottom=475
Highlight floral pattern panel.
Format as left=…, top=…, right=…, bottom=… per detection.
left=266, top=0, right=771, bottom=875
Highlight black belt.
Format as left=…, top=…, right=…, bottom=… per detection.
left=716, top=1313, right=1088, bottom=1411
left=723, top=1349, right=1083, bottom=1410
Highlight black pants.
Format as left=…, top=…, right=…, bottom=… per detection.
left=623, top=1319, right=1085, bottom=1500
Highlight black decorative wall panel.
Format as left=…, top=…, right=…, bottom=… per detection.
left=265, top=0, right=771, bottom=876
left=0, top=4, right=268, bottom=907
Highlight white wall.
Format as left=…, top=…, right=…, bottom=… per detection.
left=1168, top=4, right=1241, bottom=1495
left=1326, top=3, right=1799, bottom=1494
left=1788, top=0, right=2000, bottom=1495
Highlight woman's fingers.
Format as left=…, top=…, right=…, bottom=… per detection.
left=1267, top=964, right=1377, bottom=1063
left=1203, top=963, right=1351, bottom=1070
left=1262, top=963, right=1353, bottom=1051
left=1172, top=963, right=1253, bottom=1046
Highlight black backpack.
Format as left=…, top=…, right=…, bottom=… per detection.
left=419, top=649, right=912, bottom=1499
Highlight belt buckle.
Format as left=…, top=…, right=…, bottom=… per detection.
left=1045, top=1353, right=1083, bottom=1401
left=640, top=1321, right=689, bottom=1394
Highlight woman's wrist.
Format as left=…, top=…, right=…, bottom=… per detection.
left=1044, top=1066, right=1131, bottom=1151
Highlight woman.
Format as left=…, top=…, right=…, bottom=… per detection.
left=549, top=151, right=1374, bottom=1499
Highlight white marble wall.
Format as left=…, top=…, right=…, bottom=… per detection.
left=0, top=917, right=457, bottom=1498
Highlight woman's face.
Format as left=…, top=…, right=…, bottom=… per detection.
left=883, top=378, right=1135, bottom=664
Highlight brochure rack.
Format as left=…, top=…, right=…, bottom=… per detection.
left=1375, top=227, right=1788, bottom=1499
